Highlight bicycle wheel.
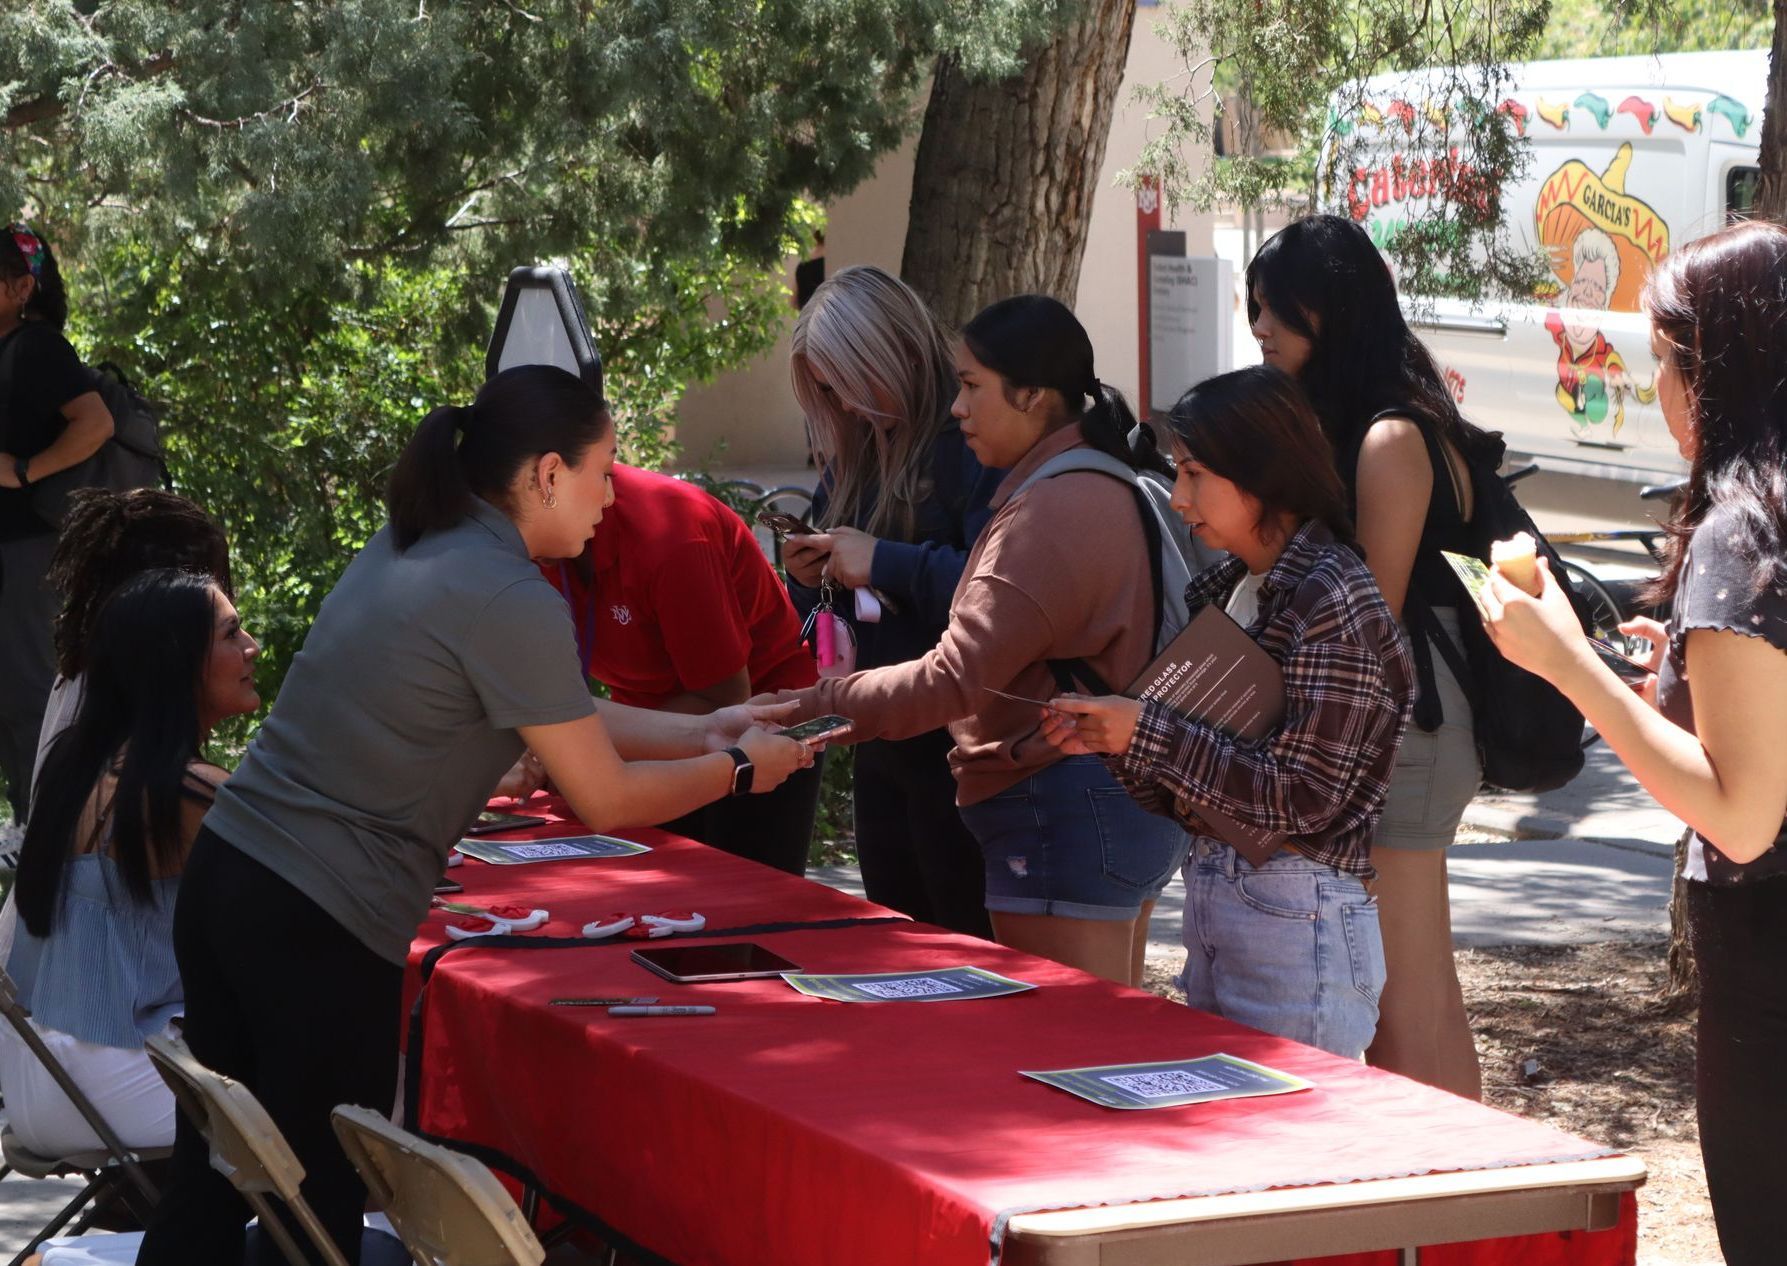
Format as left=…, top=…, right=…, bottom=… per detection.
left=1559, top=561, right=1646, bottom=657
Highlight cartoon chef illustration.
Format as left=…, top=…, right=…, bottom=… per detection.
left=1534, top=143, right=1665, bottom=439
left=1543, top=227, right=1657, bottom=437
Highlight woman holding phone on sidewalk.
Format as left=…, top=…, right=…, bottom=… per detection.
left=1481, top=221, right=1787, bottom=1265
left=139, top=365, right=809, bottom=1266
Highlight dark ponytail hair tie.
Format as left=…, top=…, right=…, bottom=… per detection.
left=453, top=405, right=473, bottom=433
left=1086, top=378, right=1103, bottom=400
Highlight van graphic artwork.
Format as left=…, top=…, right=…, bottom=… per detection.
left=1533, top=143, right=1663, bottom=439
left=1323, top=51, right=1761, bottom=483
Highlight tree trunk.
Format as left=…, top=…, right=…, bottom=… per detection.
left=900, top=0, right=1140, bottom=327
left=1757, top=0, right=1787, bottom=222
left=1661, top=826, right=1699, bottom=1014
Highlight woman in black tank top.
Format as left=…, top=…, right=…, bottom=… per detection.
left=1246, top=215, right=1490, bottom=1099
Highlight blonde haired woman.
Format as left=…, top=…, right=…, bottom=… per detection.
left=786, top=265, right=1002, bottom=937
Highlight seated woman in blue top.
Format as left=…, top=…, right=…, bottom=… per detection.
left=0, top=568, right=260, bottom=1156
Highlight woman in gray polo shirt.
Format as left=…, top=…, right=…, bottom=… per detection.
left=139, top=366, right=809, bottom=1266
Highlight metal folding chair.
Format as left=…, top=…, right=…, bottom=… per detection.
left=331, top=1105, right=546, bottom=1266
left=139, top=1035, right=410, bottom=1266
left=141, top=1034, right=347, bottom=1266
left=0, top=966, right=165, bottom=1266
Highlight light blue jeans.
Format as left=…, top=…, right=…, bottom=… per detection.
left=1176, top=838, right=1385, bottom=1060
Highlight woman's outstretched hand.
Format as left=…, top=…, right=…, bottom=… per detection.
left=1038, top=695, right=1142, bottom=757
left=705, top=699, right=801, bottom=754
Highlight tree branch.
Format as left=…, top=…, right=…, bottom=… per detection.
left=2, top=52, right=175, bottom=130
left=180, top=82, right=326, bottom=131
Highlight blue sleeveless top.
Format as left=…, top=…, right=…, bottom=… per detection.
left=7, top=854, right=182, bottom=1050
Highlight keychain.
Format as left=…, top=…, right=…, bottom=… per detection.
left=800, top=580, right=857, bottom=677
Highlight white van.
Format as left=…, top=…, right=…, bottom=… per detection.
left=1325, top=49, right=1765, bottom=486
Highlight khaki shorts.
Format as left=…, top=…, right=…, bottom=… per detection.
left=1375, top=608, right=1482, bottom=851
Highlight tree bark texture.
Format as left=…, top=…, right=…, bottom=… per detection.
left=900, top=0, right=1140, bottom=328
left=1757, top=0, right=1787, bottom=222
left=1662, top=826, right=1699, bottom=1015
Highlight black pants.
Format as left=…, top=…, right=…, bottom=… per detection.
left=137, top=830, right=404, bottom=1266
left=662, top=750, right=826, bottom=876
left=1688, top=875, right=1787, bottom=1266
left=853, top=731, right=991, bottom=939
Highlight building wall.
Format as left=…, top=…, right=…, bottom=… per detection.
left=673, top=13, right=1214, bottom=469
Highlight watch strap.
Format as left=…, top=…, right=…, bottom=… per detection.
left=13, top=456, right=29, bottom=489
left=723, top=746, right=754, bottom=797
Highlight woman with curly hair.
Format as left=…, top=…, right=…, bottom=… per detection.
left=33, top=488, right=232, bottom=789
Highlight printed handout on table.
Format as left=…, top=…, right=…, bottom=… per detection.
left=782, top=966, right=1036, bottom=1003
left=1021, top=1054, right=1311, bottom=1110
left=455, top=834, right=652, bottom=865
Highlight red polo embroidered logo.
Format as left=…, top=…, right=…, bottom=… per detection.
left=611, top=604, right=633, bottom=626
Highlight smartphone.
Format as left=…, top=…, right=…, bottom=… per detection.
left=1590, top=638, right=1653, bottom=686
left=630, top=942, right=801, bottom=983
left=465, top=810, right=548, bottom=836
left=778, top=714, right=852, bottom=745
left=756, top=510, right=817, bottom=538
left=433, top=877, right=464, bottom=894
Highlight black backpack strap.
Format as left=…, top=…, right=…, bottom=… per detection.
left=1045, top=480, right=1162, bottom=698
left=1402, top=589, right=1459, bottom=733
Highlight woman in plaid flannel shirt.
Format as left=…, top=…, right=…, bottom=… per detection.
left=1043, top=367, right=1414, bottom=1059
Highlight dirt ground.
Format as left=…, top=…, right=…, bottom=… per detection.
left=1143, top=938, right=1715, bottom=1266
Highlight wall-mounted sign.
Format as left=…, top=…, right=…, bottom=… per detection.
left=1147, top=236, right=1232, bottom=415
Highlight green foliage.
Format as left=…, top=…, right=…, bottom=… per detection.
left=1132, top=0, right=1558, bottom=303
left=0, top=0, right=1062, bottom=720
left=1534, top=0, right=1769, bottom=58
left=812, top=744, right=858, bottom=866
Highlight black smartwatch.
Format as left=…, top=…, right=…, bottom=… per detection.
left=723, top=746, right=754, bottom=797
left=12, top=457, right=29, bottom=490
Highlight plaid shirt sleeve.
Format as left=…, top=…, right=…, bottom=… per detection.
left=1110, top=551, right=1413, bottom=866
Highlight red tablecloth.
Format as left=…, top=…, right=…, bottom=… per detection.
left=408, top=802, right=1637, bottom=1266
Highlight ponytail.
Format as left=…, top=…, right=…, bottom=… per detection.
left=962, top=295, right=1153, bottom=472
left=1080, top=379, right=1162, bottom=475
left=386, top=365, right=609, bottom=551
left=388, top=406, right=475, bottom=549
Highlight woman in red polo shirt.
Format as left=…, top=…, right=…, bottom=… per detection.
left=545, top=463, right=822, bottom=873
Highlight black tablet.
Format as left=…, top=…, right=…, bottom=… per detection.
left=630, top=943, right=800, bottom=983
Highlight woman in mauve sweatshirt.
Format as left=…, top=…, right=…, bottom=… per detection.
left=782, top=295, right=1188, bottom=985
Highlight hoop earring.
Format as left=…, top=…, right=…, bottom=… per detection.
left=542, top=490, right=558, bottom=510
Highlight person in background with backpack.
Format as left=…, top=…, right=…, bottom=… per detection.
left=1037, top=367, right=1414, bottom=1059
left=1483, top=221, right=1787, bottom=1266
left=0, top=225, right=114, bottom=826
left=1245, top=215, right=1489, bottom=1097
left=777, top=295, right=1190, bottom=985
left=785, top=266, right=1004, bottom=938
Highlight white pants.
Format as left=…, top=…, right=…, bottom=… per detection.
left=0, top=1018, right=175, bottom=1157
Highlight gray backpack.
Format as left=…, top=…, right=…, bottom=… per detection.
left=1012, top=446, right=1220, bottom=694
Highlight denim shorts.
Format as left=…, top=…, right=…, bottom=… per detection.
left=1177, top=838, right=1385, bottom=1059
left=959, top=756, right=1190, bottom=921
